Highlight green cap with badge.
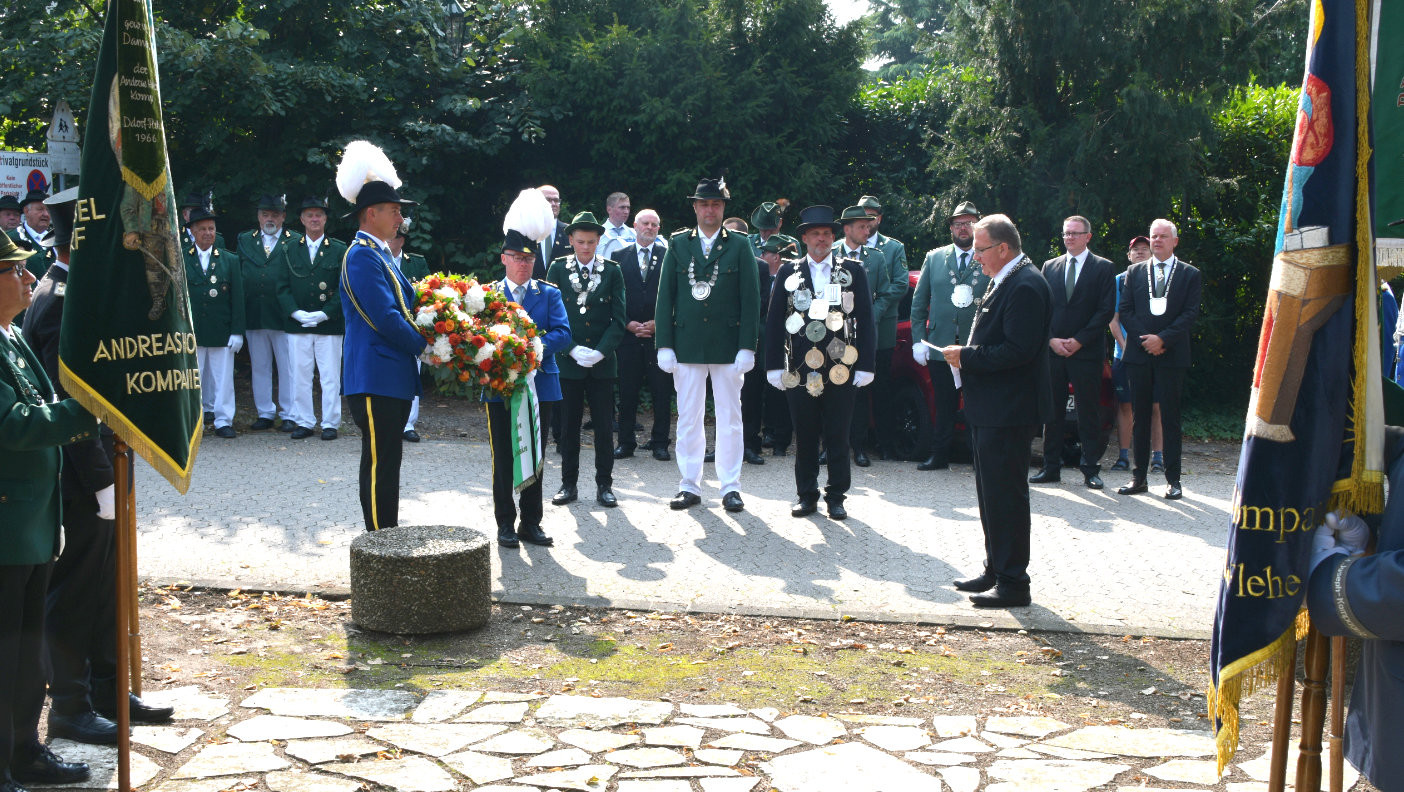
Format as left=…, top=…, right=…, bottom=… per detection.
left=564, top=211, right=605, bottom=235
left=751, top=201, right=784, bottom=230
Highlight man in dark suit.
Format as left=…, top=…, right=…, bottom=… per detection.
left=765, top=206, right=877, bottom=520
left=940, top=214, right=1052, bottom=608
left=1116, top=218, right=1202, bottom=500
left=611, top=208, right=674, bottom=461
left=755, top=235, right=797, bottom=457
left=534, top=185, right=572, bottom=281
left=1031, top=215, right=1115, bottom=489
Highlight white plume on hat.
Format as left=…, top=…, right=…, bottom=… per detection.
left=336, top=140, right=401, bottom=204
left=502, top=188, right=555, bottom=243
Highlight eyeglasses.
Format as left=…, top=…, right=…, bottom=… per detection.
left=951, top=221, right=974, bottom=229
left=0, top=263, right=25, bottom=278
left=973, top=242, right=1003, bottom=255
left=1062, top=231, right=1090, bottom=237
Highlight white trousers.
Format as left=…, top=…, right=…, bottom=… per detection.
left=673, top=362, right=744, bottom=496
left=405, top=360, right=422, bottom=430
left=288, top=333, right=344, bottom=429
left=196, top=346, right=235, bottom=428
left=245, top=328, right=292, bottom=420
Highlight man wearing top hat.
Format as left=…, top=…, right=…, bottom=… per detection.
left=280, top=196, right=348, bottom=441
left=22, top=189, right=175, bottom=746
left=0, top=194, right=22, bottom=234
left=237, top=194, right=302, bottom=432
left=610, top=208, right=675, bottom=462
left=490, top=228, right=572, bottom=548
left=547, top=211, right=627, bottom=508
left=747, top=201, right=798, bottom=259
left=765, top=205, right=876, bottom=519
left=183, top=201, right=244, bottom=438
left=336, top=141, right=426, bottom=532
left=180, top=192, right=225, bottom=250
left=15, top=190, right=54, bottom=280
left=910, top=200, right=989, bottom=470
left=388, top=224, right=429, bottom=442
left=0, top=230, right=100, bottom=792
left=655, top=177, right=762, bottom=513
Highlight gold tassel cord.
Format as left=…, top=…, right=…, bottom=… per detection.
left=1209, top=610, right=1312, bottom=775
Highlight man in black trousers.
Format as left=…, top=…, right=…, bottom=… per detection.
left=940, top=214, right=1052, bottom=608
left=1116, top=218, right=1201, bottom=500
left=611, top=209, right=674, bottom=461
left=1030, top=215, right=1115, bottom=490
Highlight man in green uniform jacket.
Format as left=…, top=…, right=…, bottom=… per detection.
left=14, top=190, right=54, bottom=280
left=237, top=194, right=302, bottom=431
left=184, top=204, right=244, bottom=437
left=747, top=201, right=798, bottom=260
left=279, top=197, right=348, bottom=440
left=546, top=211, right=626, bottom=508
left=0, top=233, right=99, bottom=791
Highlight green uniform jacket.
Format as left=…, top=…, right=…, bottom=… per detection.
left=869, top=232, right=908, bottom=276
left=0, top=326, right=98, bottom=565
left=9, top=227, right=54, bottom=279
left=834, top=241, right=908, bottom=349
left=547, top=256, right=626, bottom=380
left=237, top=228, right=302, bottom=331
left=278, top=236, right=347, bottom=335
left=911, top=243, right=990, bottom=347
left=655, top=227, right=761, bottom=364
left=184, top=245, right=245, bottom=346
left=400, top=252, right=430, bottom=282
left=747, top=231, right=799, bottom=258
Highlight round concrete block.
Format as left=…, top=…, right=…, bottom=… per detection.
left=350, top=525, right=491, bottom=634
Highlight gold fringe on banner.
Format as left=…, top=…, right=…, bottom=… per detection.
left=1209, top=610, right=1312, bottom=774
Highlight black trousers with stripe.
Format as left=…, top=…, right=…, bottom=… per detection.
left=348, top=394, right=412, bottom=531
left=487, top=400, right=552, bottom=533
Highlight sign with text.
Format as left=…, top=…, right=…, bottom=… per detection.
left=0, top=150, right=51, bottom=199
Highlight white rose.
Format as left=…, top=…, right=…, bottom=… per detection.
left=432, top=336, right=452, bottom=361
left=415, top=308, right=436, bottom=327
left=490, top=323, right=511, bottom=337
left=531, top=337, right=543, bottom=359
left=508, top=369, right=519, bottom=382
left=474, top=344, right=494, bottom=364
left=435, top=286, right=459, bottom=302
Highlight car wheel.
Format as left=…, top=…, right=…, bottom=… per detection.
left=893, top=383, right=932, bottom=461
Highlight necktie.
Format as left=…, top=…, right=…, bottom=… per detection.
left=639, top=246, right=650, bottom=277
left=1065, top=256, right=1077, bottom=300
left=514, top=285, right=525, bottom=304
left=958, top=251, right=969, bottom=278
left=263, top=236, right=274, bottom=255
left=1155, top=263, right=1166, bottom=297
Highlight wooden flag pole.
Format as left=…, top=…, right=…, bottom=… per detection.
left=1329, top=636, right=1347, bottom=792
left=1296, top=625, right=1330, bottom=792
left=113, top=438, right=134, bottom=792
left=1268, top=645, right=1298, bottom=792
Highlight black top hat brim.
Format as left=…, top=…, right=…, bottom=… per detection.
left=502, top=229, right=539, bottom=255
left=184, top=208, right=219, bottom=228
left=795, top=221, right=842, bottom=235
left=341, top=180, right=418, bottom=220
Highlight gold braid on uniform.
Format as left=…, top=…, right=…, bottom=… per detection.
left=341, top=237, right=415, bottom=333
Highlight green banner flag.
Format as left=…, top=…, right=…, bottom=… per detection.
left=1375, top=0, right=1404, bottom=273
left=59, top=0, right=200, bottom=492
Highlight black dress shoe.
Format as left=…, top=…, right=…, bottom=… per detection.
left=970, top=586, right=1032, bottom=608
left=1110, top=457, right=1130, bottom=471
left=722, top=491, right=745, bottom=512
left=827, top=501, right=848, bottom=520
left=1, top=779, right=29, bottom=792
left=1084, top=473, right=1104, bottom=490
left=552, top=486, right=577, bottom=505
left=95, top=692, right=175, bottom=725
left=321, top=428, right=338, bottom=441
left=597, top=487, right=618, bottom=507
left=1118, top=479, right=1148, bottom=495
left=1164, top=482, right=1184, bottom=500
left=761, top=433, right=776, bottom=449
left=290, top=426, right=315, bottom=439
left=203, top=411, right=215, bottom=425
left=403, top=429, right=421, bottom=443
left=953, top=573, right=996, bottom=593
left=917, top=455, right=949, bottom=471
left=613, top=446, right=635, bottom=459
left=520, top=525, right=554, bottom=546
left=772, top=446, right=788, bottom=457
left=652, top=447, right=671, bottom=461
left=249, top=417, right=275, bottom=431
left=743, top=449, right=766, bottom=465
left=46, top=711, right=118, bottom=745
left=791, top=499, right=818, bottom=517
left=214, top=426, right=237, bottom=439
left=497, top=528, right=520, bottom=548
left=670, top=491, right=701, bottom=510
left=11, top=744, right=91, bottom=784
left=278, top=419, right=297, bottom=432
left=1029, top=468, right=1060, bottom=484
left=853, top=451, right=871, bottom=467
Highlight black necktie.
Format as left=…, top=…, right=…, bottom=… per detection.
left=1065, top=256, right=1077, bottom=300
left=1155, top=263, right=1166, bottom=297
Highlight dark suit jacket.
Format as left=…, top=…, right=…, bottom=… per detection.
left=764, top=256, right=876, bottom=379
left=1042, top=251, right=1115, bottom=361
left=534, top=220, right=571, bottom=281
left=20, top=264, right=116, bottom=499
left=959, top=259, right=1054, bottom=427
left=611, top=242, right=667, bottom=348
left=1117, top=257, right=1202, bottom=368
left=484, top=279, right=572, bottom=403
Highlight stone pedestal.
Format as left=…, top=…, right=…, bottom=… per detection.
left=349, top=525, right=491, bottom=633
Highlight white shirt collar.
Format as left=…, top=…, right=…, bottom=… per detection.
left=1152, top=255, right=1174, bottom=268
left=807, top=253, right=833, bottom=283
left=605, top=221, right=629, bottom=235
left=698, top=227, right=721, bottom=246
left=504, top=276, right=529, bottom=294
left=21, top=220, right=44, bottom=241
left=306, top=234, right=324, bottom=247
left=865, top=233, right=882, bottom=249
left=992, top=253, right=1025, bottom=285
left=1066, top=250, right=1085, bottom=267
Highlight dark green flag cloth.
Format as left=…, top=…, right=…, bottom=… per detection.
left=1375, top=0, right=1404, bottom=272
left=59, top=0, right=200, bottom=493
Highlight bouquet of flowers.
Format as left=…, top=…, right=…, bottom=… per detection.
left=412, top=273, right=543, bottom=399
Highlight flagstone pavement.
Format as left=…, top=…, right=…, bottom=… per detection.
left=135, top=432, right=1239, bottom=639
left=35, top=684, right=1357, bottom=792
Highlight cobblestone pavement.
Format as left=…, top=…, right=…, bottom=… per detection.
left=135, top=429, right=1237, bottom=639
left=38, top=685, right=1353, bottom=792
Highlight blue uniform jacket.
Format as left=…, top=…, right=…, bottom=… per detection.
left=484, top=279, right=573, bottom=404
left=339, top=232, right=427, bottom=400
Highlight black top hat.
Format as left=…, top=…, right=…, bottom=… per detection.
left=342, top=180, right=417, bottom=220
left=0, top=195, right=21, bottom=212
left=688, top=177, right=730, bottom=202
left=19, top=189, right=49, bottom=209
left=257, top=193, right=287, bottom=212
left=839, top=205, right=871, bottom=224
left=300, top=195, right=330, bottom=211
left=949, top=200, right=980, bottom=220
left=503, top=229, right=539, bottom=256
left=793, top=205, right=842, bottom=235
left=40, top=186, right=79, bottom=248
left=180, top=191, right=206, bottom=210
left=564, top=211, right=605, bottom=236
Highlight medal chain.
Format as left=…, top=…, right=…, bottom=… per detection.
left=1146, top=258, right=1175, bottom=303
left=569, top=258, right=601, bottom=302
left=967, top=258, right=1029, bottom=342
left=1, top=330, right=49, bottom=407
left=686, top=245, right=721, bottom=295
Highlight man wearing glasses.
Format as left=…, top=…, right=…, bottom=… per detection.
left=1030, top=216, right=1115, bottom=490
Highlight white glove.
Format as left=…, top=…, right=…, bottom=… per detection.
left=767, top=370, right=785, bottom=390
left=95, top=484, right=116, bottom=521
left=1325, top=510, right=1370, bottom=554
left=585, top=349, right=606, bottom=366
left=1310, top=520, right=1350, bottom=577
left=854, top=371, right=875, bottom=387
left=734, top=349, right=756, bottom=375
left=309, top=311, right=329, bottom=325
left=227, top=335, right=244, bottom=354
left=570, top=346, right=600, bottom=367
left=291, top=309, right=315, bottom=324
left=657, top=347, right=678, bottom=374
left=912, top=344, right=929, bottom=366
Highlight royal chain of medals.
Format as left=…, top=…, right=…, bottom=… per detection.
left=966, top=257, right=1029, bottom=343
left=2, top=331, right=49, bottom=407
left=780, top=255, right=860, bottom=395
left=949, top=249, right=978, bottom=308
left=686, top=233, right=722, bottom=301
left=1147, top=257, right=1174, bottom=316
left=569, top=258, right=602, bottom=307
